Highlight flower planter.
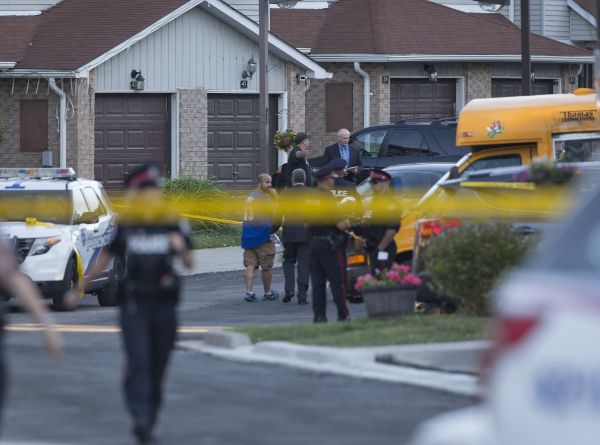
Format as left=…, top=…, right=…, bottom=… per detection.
left=361, top=285, right=416, bottom=319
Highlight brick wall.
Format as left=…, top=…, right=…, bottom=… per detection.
left=0, top=76, right=96, bottom=178
left=178, top=88, right=208, bottom=179
left=368, top=63, right=391, bottom=126
left=68, top=73, right=95, bottom=179
left=286, top=63, right=306, bottom=133
left=0, top=78, right=60, bottom=167
left=306, top=62, right=364, bottom=154
left=465, top=63, right=492, bottom=103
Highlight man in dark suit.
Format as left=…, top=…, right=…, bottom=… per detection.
left=322, top=128, right=362, bottom=182
left=279, top=168, right=311, bottom=304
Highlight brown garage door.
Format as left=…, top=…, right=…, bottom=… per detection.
left=207, top=94, right=278, bottom=188
left=94, top=94, right=170, bottom=189
left=390, top=79, right=456, bottom=122
left=492, top=79, right=555, bottom=97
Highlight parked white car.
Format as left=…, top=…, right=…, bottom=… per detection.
left=408, top=169, right=600, bottom=445
left=0, top=168, right=121, bottom=310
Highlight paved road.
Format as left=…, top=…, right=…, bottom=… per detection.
left=0, top=270, right=474, bottom=444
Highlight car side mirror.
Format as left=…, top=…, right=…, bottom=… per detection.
left=75, top=211, right=99, bottom=225
left=448, top=166, right=460, bottom=180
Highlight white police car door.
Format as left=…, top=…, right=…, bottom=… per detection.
left=72, top=188, right=102, bottom=276
left=80, top=187, right=114, bottom=275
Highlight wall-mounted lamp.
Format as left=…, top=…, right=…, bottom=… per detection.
left=130, top=70, right=145, bottom=91
left=530, top=70, right=536, bottom=82
left=424, top=64, right=438, bottom=82
left=296, top=73, right=310, bottom=87
left=242, top=55, right=257, bottom=79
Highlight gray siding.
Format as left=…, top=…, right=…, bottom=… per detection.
left=223, top=0, right=258, bottom=22
left=543, top=0, right=571, bottom=43
left=491, top=63, right=561, bottom=79
left=95, top=6, right=286, bottom=93
left=570, top=8, right=596, bottom=42
left=0, top=0, right=58, bottom=10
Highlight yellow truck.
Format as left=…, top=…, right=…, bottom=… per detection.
left=394, top=88, right=600, bottom=261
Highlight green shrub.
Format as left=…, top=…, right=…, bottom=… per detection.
left=164, top=177, right=240, bottom=248
left=423, top=222, right=538, bottom=316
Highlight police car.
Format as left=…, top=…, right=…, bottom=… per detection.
left=0, top=168, right=121, bottom=310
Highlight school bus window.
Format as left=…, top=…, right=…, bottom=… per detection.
left=554, top=136, right=600, bottom=163
left=461, top=155, right=521, bottom=176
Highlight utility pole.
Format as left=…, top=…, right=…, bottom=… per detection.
left=259, top=0, right=270, bottom=175
left=521, top=0, right=531, bottom=95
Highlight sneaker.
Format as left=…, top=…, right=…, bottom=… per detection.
left=297, top=297, right=308, bottom=305
left=133, top=420, right=156, bottom=444
left=244, top=292, right=258, bottom=302
left=282, top=292, right=294, bottom=303
left=263, top=290, right=279, bottom=301
left=313, top=314, right=327, bottom=323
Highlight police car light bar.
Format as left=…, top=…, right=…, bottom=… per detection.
left=0, top=168, right=77, bottom=179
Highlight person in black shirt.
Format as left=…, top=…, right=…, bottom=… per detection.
left=285, top=132, right=312, bottom=187
left=308, top=163, right=352, bottom=323
left=67, top=165, right=193, bottom=445
left=357, top=169, right=401, bottom=273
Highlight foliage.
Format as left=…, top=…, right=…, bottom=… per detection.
left=273, top=129, right=296, bottom=151
left=514, top=161, right=578, bottom=185
left=234, top=315, right=489, bottom=347
left=164, top=177, right=239, bottom=248
left=423, top=222, right=538, bottom=316
left=355, top=263, right=422, bottom=292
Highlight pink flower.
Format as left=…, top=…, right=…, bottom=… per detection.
left=401, top=273, right=422, bottom=287
left=386, top=270, right=401, bottom=282
left=398, top=264, right=411, bottom=273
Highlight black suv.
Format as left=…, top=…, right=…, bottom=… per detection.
left=348, top=118, right=466, bottom=171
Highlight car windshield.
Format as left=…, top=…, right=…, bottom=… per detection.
left=0, top=190, right=72, bottom=225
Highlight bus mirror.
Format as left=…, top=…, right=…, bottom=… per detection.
left=448, top=166, right=460, bottom=180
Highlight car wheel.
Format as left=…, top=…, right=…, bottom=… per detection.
left=97, top=255, right=123, bottom=307
left=51, top=257, right=78, bottom=312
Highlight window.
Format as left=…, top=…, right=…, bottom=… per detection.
left=431, top=126, right=464, bottom=155
left=461, top=155, right=521, bottom=175
left=325, top=83, right=353, bottom=132
left=82, top=188, right=107, bottom=216
left=554, top=136, right=600, bottom=163
left=386, top=130, right=432, bottom=157
left=72, top=189, right=91, bottom=221
left=20, top=100, right=48, bottom=152
left=350, top=129, right=386, bottom=158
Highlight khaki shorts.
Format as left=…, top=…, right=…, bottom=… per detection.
left=243, top=241, right=276, bottom=270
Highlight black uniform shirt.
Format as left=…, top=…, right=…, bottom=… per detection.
left=308, top=188, right=342, bottom=238
left=362, top=193, right=401, bottom=248
left=108, top=220, right=192, bottom=299
left=287, top=146, right=311, bottom=187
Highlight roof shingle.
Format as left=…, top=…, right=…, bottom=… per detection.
left=17, top=0, right=190, bottom=70
left=271, top=0, right=591, bottom=58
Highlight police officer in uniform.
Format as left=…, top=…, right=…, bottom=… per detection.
left=308, top=163, right=352, bottom=323
left=358, top=168, right=401, bottom=273
left=329, top=158, right=359, bottom=201
left=69, top=165, right=193, bottom=444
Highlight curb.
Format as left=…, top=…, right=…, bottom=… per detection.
left=197, top=331, right=251, bottom=349
left=177, top=337, right=480, bottom=397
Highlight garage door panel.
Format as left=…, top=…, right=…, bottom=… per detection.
left=491, top=79, right=555, bottom=97
left=95, top=94, right=169, bottom=189
left=237, top=131, right=254, bottom=149
left=390, top=79, right=456, bottom=122
left=208, top=94, right=278, bottom=188
left=236, top=163, right=253, bottom=181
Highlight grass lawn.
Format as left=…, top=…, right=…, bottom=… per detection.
left=233, top=315, right=490, bottom=347
left=191, top=226, right=241, bottom=249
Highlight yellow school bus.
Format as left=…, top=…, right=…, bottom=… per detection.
left=394, top=88, right=600, bottom=261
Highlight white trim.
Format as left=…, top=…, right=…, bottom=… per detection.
left=567, top=0, right=597, bottom=27
left=94, top=89, right=178, bottom=94
left=171, top=92, right=180, bottom=179
left=277, top=92, right=288, bottom=168
left=0, top=11, right=41, bottom=16
left=0, top=70, right=78, bottom=78
left=77, top=0, right=329, bottom=79
left=312, top=54, right=594, bottom=63
left=0, top=62, right=16, bottom=70
left=206, top=89, right=287, bottom=94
